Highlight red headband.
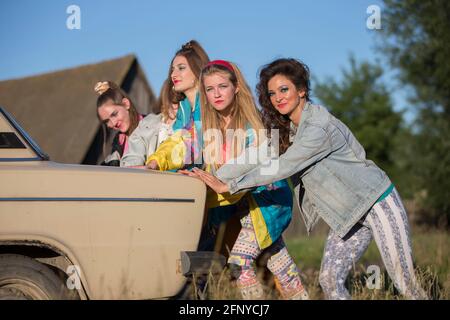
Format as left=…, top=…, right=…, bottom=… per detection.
left=206, top=60, right=234, bottom=73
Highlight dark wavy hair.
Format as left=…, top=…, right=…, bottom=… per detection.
left=256, top=58, right=311, bottom=155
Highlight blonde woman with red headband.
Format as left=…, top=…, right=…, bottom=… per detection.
left=182, top=60, right=309, bottom=300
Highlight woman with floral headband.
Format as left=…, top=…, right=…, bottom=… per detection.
left=191, top=58, right=428, bottom=300
left=180, top=60, right=309, bottom=300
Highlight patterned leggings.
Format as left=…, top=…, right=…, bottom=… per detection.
left=228, top=214, right=308, bottom=300
left=319, top=187, right=427, bottom=300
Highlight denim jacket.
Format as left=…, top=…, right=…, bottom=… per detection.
left=120, top=113, right=163, bottom=167
left=216, top=102, right=391, bottom=238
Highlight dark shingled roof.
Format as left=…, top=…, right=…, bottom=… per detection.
left=0, top=55, right=154, bottom=164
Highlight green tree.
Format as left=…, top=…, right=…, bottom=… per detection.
left=379, top=0, right=450, bottom=224
left=380, top=0, right=450, bottom=115
left=314, top=57, right=403, bottom=183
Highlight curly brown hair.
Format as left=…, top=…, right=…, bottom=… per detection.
left=256, top=58, right=311, bottom=155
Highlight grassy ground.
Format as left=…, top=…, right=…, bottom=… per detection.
left=194, top=226, right=449, bottom=300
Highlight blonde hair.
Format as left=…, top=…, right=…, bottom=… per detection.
left=200, top=62, right=265, bottom=170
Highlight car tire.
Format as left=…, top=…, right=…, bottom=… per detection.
left=0, top=254, right=77, bottom=300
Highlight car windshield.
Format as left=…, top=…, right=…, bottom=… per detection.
left=0, top=107, right=49, bottom=160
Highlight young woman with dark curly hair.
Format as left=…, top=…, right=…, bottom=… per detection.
left=191, top=58, right=428, bottom=300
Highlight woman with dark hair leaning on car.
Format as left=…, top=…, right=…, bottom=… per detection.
left=190, top=58, right=428, bottom=300
left=95, top=81, right=145, bottom=166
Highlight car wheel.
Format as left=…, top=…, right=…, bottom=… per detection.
left=0, top=254, right=76, bottom=300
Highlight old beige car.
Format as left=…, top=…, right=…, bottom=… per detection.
left=0, top=106, right=224, bottom=300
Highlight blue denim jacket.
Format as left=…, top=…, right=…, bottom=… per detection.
left=216, top=102, right=391, bottom=238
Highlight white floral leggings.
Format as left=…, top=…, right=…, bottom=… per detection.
left=319, top=187, right=428, bottom=299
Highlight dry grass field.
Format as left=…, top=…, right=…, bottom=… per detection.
left=187, top=225, right=449, bottom=300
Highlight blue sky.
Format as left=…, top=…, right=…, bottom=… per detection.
left=1, top=0, right=410, bottom=119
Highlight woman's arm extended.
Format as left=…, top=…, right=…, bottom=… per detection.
left=198, top=124, right=332, bottom=194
